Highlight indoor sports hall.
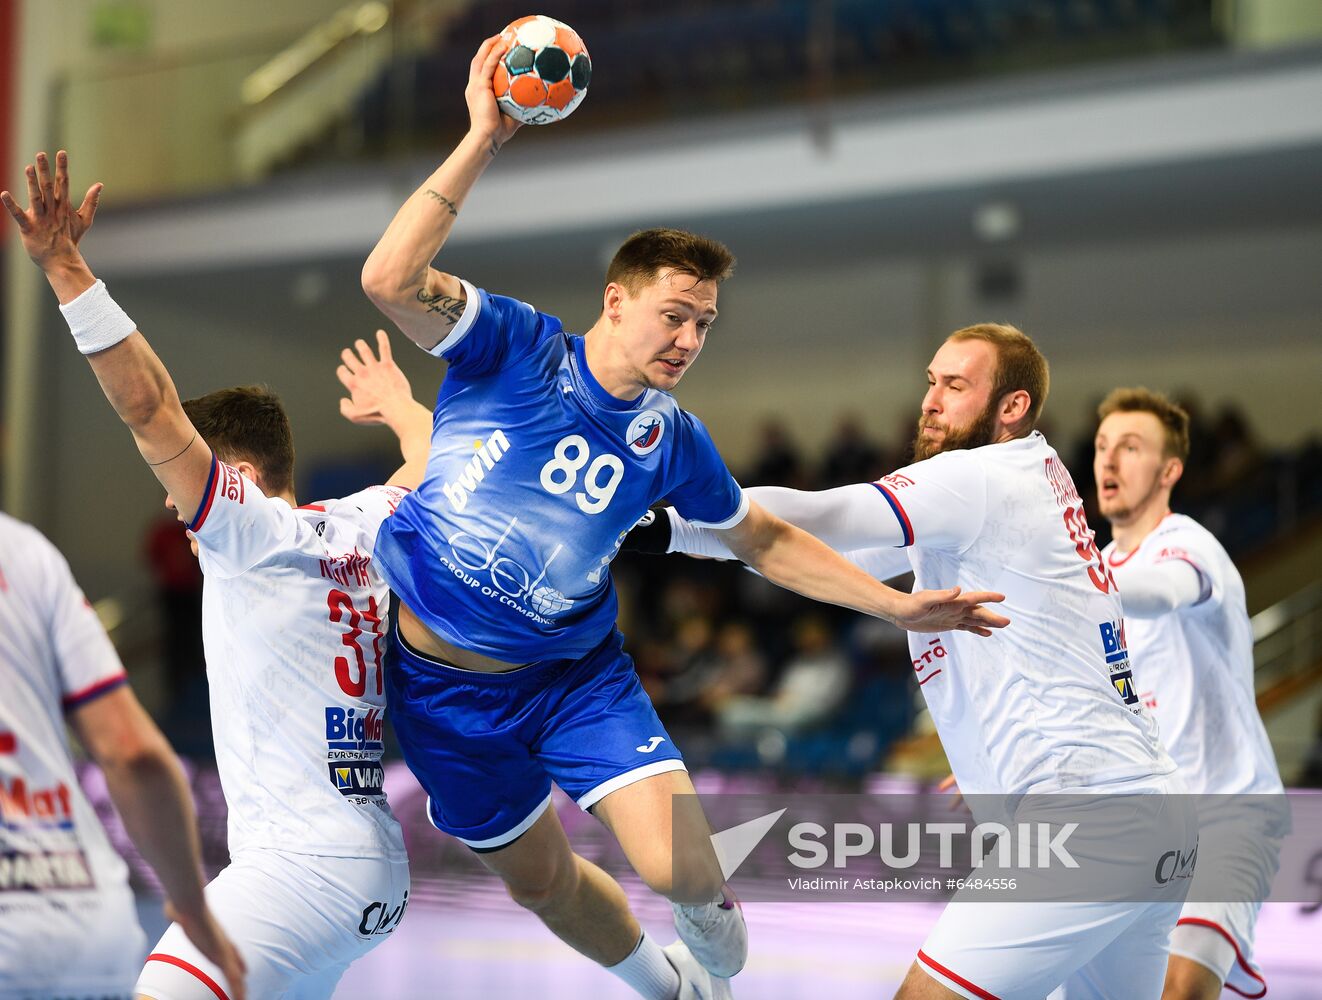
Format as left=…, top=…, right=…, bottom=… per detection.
left=4, top=2, right=1321, bottom=997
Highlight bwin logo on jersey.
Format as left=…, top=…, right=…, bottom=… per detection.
left=627, top=410, right=665, bottom=456
left=444, top=431, right=511, bottom=513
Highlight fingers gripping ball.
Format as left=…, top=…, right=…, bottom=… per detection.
left=493, top=15, right=591, bottom=125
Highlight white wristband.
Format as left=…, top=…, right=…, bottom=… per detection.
left=59, top=279, right=136, bottom=355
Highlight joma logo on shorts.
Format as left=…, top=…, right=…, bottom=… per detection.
left=443, top=431, right=511, bottom=513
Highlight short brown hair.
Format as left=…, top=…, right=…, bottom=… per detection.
left=1097, top=387, right=1190, bottom=461
left=948, top=323, right=1050, bottom=431
left=182, top=386, right=296, bottom=495
left=605, top=227, right=735, bottom=294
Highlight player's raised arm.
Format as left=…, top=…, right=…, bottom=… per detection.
left=718, top=501, right=1009, bottom=635
left=361, top=35, right=521, bottom=352
left=2, top=150, right=213, bottom=524
left=336, top=329, right=434, bottom=489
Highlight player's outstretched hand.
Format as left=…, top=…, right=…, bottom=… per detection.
left=0, top=150, right=102, bottom=269
left=338, top=330, right=414, bottom=426
left=466, top=35, right=522, bottom=146
left=890, top=587, right=1009, bottom=636
left=165, top=899, right=248, bottom=1000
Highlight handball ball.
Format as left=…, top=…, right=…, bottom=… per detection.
left=494, top=15, right=591, bottom=125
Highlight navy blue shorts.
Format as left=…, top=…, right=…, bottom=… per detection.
left=384, top=620, right=685, bottom=850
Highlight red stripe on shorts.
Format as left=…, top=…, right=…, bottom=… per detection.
left=1176, top=917, right=1267, bottom=998
left=917, top=949, right=1002, bottom=1000
left=145, top=953, right=231, bottom=1000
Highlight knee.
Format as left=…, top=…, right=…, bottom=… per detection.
left=503, top=857, right=579, bottom=914
left=637, top=857, right=724, bottom=905
left=1161, top=972, right=1223, bottom=1000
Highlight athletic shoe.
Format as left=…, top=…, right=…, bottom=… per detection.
left=664, top=940, right=734, bottom=1000
left=672, top=883, right=747, bottom=978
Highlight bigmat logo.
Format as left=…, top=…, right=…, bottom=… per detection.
left=325, top=706, right=385, bottom=758
left=1099, top=619, right=1139, bottom=707
left=0, top=777, right=75, bottom=831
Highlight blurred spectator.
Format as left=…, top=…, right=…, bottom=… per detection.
left=646, top=619, right=770, bottom=764
left=694, top=620, right=769, bottom=716
left=820, top=412, right=885, bottom=486
left=1173, top=390, right=1218, bottom=500
left=1209, top=403, right=1266, bottom=495
left=643, top=613, right=715, bottom=726
left=716, top=614, right=851, bottom=740
left=142, top=511, right=205, bottom=712
left=745, top=417, right=806, bottom=487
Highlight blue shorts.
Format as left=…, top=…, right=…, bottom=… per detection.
left=385, top=620, right=686, bottom=850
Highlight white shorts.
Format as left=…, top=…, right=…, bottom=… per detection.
left=135, top=848, right=409, bottom=1000
left=0, top=886, right=145, bottom=999
left=918, top=775, right=1197, bottom=1000
left=1163, top=801, right=1281, bottom=999
left=1170, top=902, right=1265, bottom=999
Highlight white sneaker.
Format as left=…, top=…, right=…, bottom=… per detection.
left=671, top=884, right=747, bottom=978
left=664, top=940, right=734, bottom=1000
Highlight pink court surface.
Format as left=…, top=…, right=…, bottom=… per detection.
left=122, top=767, right=1322, bottom=998
left=331, top=894, right=1320, bottom=998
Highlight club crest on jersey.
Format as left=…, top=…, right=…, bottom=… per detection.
left=1099, top=619, right=1139, bottom=706
left=627, top=410, right=665, bottom=456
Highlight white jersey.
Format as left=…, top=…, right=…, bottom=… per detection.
left=1104, top=514, right=1282, bottom=796
left=189, top=457, right=408, bottom=860
left=671, top=432, right=1175, bottom=799
left=871, top=433, right=1174, bottom=797
left=0, top=513, right=145, bottom=992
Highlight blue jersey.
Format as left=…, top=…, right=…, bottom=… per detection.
left=375, top=282, right=747, bottom=662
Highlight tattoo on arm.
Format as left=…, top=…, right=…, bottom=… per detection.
left=416, top=289, right=465, bottom=324
left=424, top=190, right=458, bottom=217
left=487, top=138, right=502, bottom=158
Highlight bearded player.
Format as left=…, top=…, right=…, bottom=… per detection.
left=635, top=325, right=1197, bottom=999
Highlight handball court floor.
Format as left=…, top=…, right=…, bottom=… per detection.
left=125, top=771, right=1322, bottom=998
left=137, top=891, right=1322, bottom=999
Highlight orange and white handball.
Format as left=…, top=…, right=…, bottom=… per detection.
left=493, top=15, right=591, bottom=125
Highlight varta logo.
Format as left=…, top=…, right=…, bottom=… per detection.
left=329, top=762, right=386, bottom=796
left=443, top=431, right=511, bottom=513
